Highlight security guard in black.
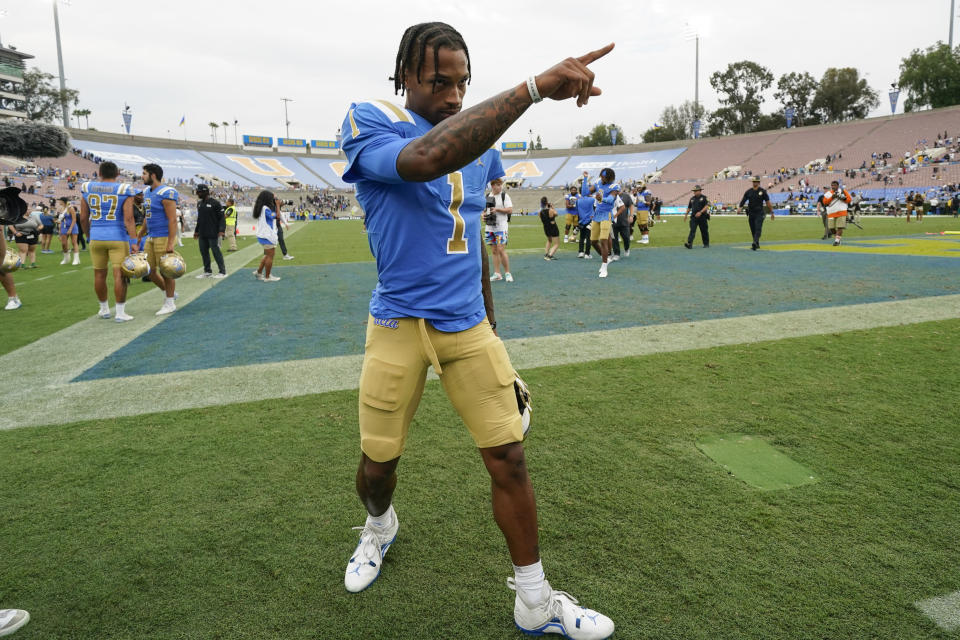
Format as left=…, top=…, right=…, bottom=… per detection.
left=194, top=184, right=227, bottom=276
left=684, top=187, right=710, bottom=248
left=738, top=178, right=772, bottom=250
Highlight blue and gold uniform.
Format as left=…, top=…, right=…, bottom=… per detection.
left=142, top=185, right=179, bottom=238
left=590, top=181, right=620, bottom=242
left=341, top=99, right=522, bottom=463
left=81, top=181, right=136, bottom=270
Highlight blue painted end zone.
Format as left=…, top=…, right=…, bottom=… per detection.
left=75, top=243, right=960, bottom=380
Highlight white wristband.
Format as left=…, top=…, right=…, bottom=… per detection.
left=526, top=76, right=542, bottom=103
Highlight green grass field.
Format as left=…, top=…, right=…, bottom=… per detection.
left=2, top=214, right=959, bottom=639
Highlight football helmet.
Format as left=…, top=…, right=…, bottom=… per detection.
left=1, top=248, right=22, bottom=273
left=514, top=375, right=532, bottom=437
left=119, top=252, right=151, bottom=279
left=158, top=252, right=186, bottom=279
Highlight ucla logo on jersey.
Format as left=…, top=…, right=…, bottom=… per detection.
left=374, top=317, right=400, bottom=330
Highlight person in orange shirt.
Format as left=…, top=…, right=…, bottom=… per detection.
left=823, top=180, right=852, bottom=247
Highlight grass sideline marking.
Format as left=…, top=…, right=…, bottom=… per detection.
left=696, top=434, right=817, bottom=490
left=916, top=590, right=960, bottom=632
left=2, top=290, right=960, bottom=430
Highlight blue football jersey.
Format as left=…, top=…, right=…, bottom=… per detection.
left=341, top=100, right=504, bottom=332
left=636, top=189, right=653, bottom=210
left=593, top=182, right=620, bottom=222
left=564, top=193, right=578, bottom=212
left=81, top=181, right=136, bottom=242
left=142, top=184, right=179, bottom=238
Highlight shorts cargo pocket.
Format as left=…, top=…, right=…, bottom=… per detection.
left=359, top=356, right=407, bottom=412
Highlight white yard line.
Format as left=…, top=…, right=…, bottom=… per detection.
left=1, top=289, right=959, bottom=430
left=916, top=590, right=960, bottom=632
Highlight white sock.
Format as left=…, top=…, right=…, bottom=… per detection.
left=116, top=302, right=125, bottom=315
left=165, top=296, right=175, bottom=305
left=99, top=301, right=109, bottom=313
left=513, top=561, right=546, bottom=606
left=366, top=504, right=395, bottom=530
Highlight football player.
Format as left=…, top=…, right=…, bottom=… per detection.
left=340, top=21, right=615, bottom=640
left=78, top=161, right=139, bottom=322
left=634, top=184, right=653, bottom=244
left=590, top=168, right=620, bottom=277
left=563, top=185, right=579, bottom=243
left=138, top=163, right=180, bottom=315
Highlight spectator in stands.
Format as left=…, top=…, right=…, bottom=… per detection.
left=224, top=198, right=239, bottom=250
left=193, top=184, right=227, bottom=279
left=737, top=176, right=773, bottom=250
left=485, top=177, right=513, bottom=282
left=684, top=185, right=710, bottom=249
left=57, top=197, right=81, bottom=265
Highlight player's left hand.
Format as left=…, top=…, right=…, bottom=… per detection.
left=535, top=43, right=615, bottom=107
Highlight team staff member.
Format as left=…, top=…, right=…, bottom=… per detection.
left=138, top=163, right=179, bottom=316
left=224, top=198, right=239, bottom=250
left=575, top=186, right=595, bottom=258
left=340, top=21, right=614, bottom=639
left=737, top=175, right=773, bottom=250
left=539, top=196, right=560, bottom=259
left=823, top=179, right=852, bottom=247
left=79, top=161, right=138, bottom=322
left=193, top=184, right=227, bottom=278
left=683, top=185, right=710, bottom=248
left=610, top=184, right=633, bottom=259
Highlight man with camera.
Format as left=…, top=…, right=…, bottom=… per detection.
left=193, top=183, right=227, bottom=279
left=485, top=177, right=513, bottom=282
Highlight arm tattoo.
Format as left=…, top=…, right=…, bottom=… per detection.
left=400, top=85, right=531, bottom=182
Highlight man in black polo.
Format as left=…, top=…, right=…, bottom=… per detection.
left=684, top=185, right=710, bottom=248
left=737, top=176, right=773, bottom=250
left=193, top=184, right=227, bottom=278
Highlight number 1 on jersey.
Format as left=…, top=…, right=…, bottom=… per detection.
left=446, top=172, right=468, bottom=254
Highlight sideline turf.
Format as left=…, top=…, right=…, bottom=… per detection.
left=696, top=433, right=817, bottom=490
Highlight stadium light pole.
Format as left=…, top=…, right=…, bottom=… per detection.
left=281, top=98, right=293, bottom=138
left=951, top=0, right=956, bottom=49
left=684, top=24, right=700, bottom=138
left=233, top=119, right=238, bottom=146
left=52, top=0, right=70, bottom=128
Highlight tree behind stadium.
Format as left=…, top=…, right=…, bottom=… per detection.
left=811, top=68, right=879, bottom=122
left=706, top=61, right=774, bottom=136
left=22, top=68, right=79, bottom=124
left=898, top=42, right=960, bottom=112
left=574, top=123, right=627, bottom=147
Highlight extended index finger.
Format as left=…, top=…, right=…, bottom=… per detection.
left=577, top=42, right=615, bottom=66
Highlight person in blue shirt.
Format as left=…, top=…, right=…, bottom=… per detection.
left=590, top=168, right=619, bottom=277
left=78, top=161, right=138, bottom=321
left=575, top=189, right=596, bottom=258
left=339, top=21, right=615, bottom=640
left=38, top=204, right=55, bottom=254
left=138, top=163, right=179, bottom=315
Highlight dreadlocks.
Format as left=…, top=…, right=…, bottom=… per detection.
left=391, top=22, right=471, bottom=96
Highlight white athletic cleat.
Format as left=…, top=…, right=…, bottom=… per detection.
left=264, top=275, right=281, bottom=282
left=212, top=273, right=227, bottom=279
left=508, top=578, right=614, bottom=640
left=254, top=270, right=264, bottom=280
left=115, top=312, right=134, bottom=323
left=282, top=254, right=295, bottom=260
left=4, top=298, right=22, bottom=311
left=345, top=513, right=399, bottom=593
left=490, top=272, right=503, bottom=282
left=155, top=302, right=176, bottom=316
left=98, top=309, right=111, bottom=319
left=598, top=264, right=608, bottom=278
left=834, top=238, right=841, bottom=246
left=60, top=255, right=69, bottom=265
left=0, top=609, right=30, bottom=636
left=72, top=256, right=80, bottom=265
left=611, top=254, right=620, bottom=261
left=505, top=272, right=514, bottom=282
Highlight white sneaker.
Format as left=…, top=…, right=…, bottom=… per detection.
left=254, top=270, right=264, bottom=280
left=282, top=254, right=295, bottom=260
left=72, top=256, right=80, bottom=265
left=60, top=255, right=69, bottom=265
left=505, top=272, right=514, bottom=282
left=196, top=272, right=212, bottom=279
left=0, top=609, right=30, bottom=636
left=345, top=512, right=399, bottom=593
left=490, top=272, right=503, bottom=282
left=577, top=252, right=584, bottom=258
left=563, top=236, right=569, bottom=243
left=98, top=309, right=111, bottom=319
left=624, top=250, right=630, bottom=257
left=584, top=254, right=592, bottom=259
left=212, top=273, right=227, bottom=279
left=640, top=236, right=649, bottom=245
left=4, top=298, right=21, bottom=311
left=264, top=275, right=281, bottom=282
left=599, top=265, right=608, bottom=278
left=611, top=254, right=620, bottom=261
left=155, top=302, right=176, bottom=316
left=834, top=238, right=841, bottom=246
left=508, top=578, right=614, bottom=640
left=115, top=312, right=134, bottom=322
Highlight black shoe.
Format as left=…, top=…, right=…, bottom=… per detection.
left=703, top=245, right=709, bottom=248
left=751, top=243, right=758, bottom=250
left=683, top=242, right=692, bottom=249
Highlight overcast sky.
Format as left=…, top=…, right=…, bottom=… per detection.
left=4, top=0, right=957, bottom=148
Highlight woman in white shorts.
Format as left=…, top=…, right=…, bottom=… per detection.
left=253, top=190, right=280, bottom=282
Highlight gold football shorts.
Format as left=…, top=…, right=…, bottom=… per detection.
left=358, top=314, right=524, bottom=462
left=144, top=237, right=169, bottom=271
left=89, top=240, right=128, bottom=270
left=590, top=220, right=612, bottom=242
